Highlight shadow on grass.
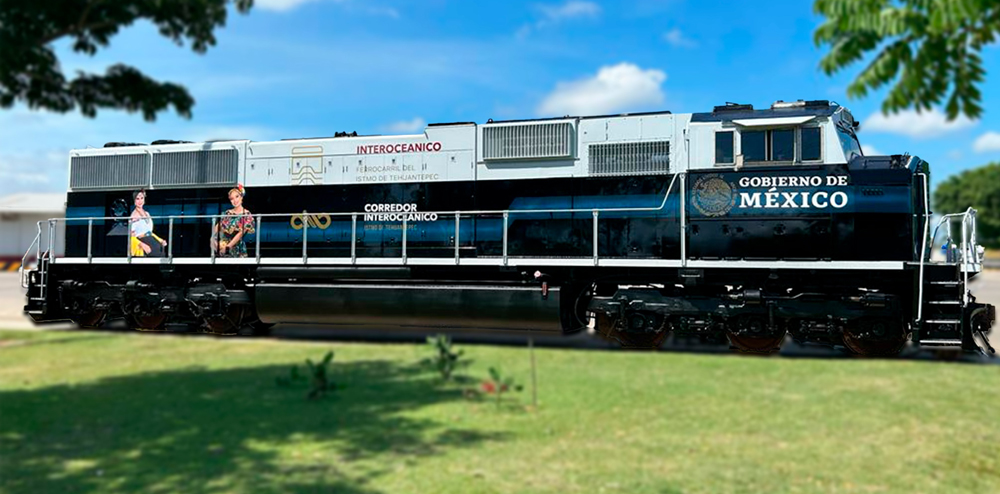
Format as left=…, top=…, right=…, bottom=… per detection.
left=0, top=360, right=507, bottom=494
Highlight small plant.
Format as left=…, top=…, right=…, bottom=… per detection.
left=275, top=350, right=336, bottom=400
left=305, top=351, right=336, bottom=399
left=275, top=364, right=303, bottom=387
left=481, top=367, right=523, bottom=409
left=425, top=334, right=465, bottom=381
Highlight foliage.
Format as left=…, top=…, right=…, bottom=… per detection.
left=0, top=0, right=253, bottom=121
left=276, top=350, right=336, bottom=399
left=424, top=334, right=465, bottom=381
left=3, top=330, right=1000, bottom=492
left=814, top=0, right=998, bottom=120
left=480, top=367, right=523, bottom=409
left=934, top=162, right=1000, bottom=249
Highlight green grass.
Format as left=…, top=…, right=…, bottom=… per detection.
left=1, top=329, right=998, bottom=494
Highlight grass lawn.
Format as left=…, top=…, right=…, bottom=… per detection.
left=1, top=329, right=998, bottom=494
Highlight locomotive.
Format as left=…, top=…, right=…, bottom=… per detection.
left=21, top=99, right=996, bottom=355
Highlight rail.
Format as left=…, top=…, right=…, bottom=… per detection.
left=27, top=173, right=690, bottom=270
left=916, top=168, right=982, bottom=320
left=928, top=207, right=981, bottom=306
left=19, top=222, right=42, bottom=289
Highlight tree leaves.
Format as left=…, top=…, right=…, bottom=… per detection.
left=814, top=0, right=997, bottom=120
left=0, top=0, right=253, bottom=120
left=934, top=163, right=1000, bottom=249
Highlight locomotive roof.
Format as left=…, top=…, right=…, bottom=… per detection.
left=690, top=103, right=839, bottom=123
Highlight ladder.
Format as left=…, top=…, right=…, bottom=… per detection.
left=916, top=206, right=984, bottom=350
left=20, top=221, right=49, bottom=316
left=918, top=269, right=966, bottom=348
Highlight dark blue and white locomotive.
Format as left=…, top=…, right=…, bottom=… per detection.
left=22, top=100, right=996, bottom=355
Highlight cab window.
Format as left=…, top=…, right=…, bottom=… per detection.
left=801, top=127, right=822, bottom=161
left=715, top=131, right=734, bottom=164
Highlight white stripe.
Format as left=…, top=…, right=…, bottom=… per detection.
left=50, top=257, right=906, bottom=270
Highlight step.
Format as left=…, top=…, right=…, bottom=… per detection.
left=929, top=281, right=961, bottom=286
left=928, top=300, right=961, bottom=305
left=919, top=339, right=963, bottom=347
left=925, top=319, right=961, bottom=325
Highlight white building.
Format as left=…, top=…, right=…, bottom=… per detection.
left=0, top=193, right=66, bottom=269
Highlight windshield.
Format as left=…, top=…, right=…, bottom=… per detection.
left=837, top=125, right=862, bottom=160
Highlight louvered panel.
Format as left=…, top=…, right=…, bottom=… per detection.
left=588, top=140, right=671, bottom=177
left=70, top=154, right=149, bottom=190
left=151, top=149, right=238, bottom=188
left=483, top=122, right=573, bottom=160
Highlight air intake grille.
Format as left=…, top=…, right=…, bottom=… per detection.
left=70, top=154, right=149, bottom=190
left=483, top=122, right=573, bottom=160
left=151, top=149, right=238, bottom=188
left=588, top=141, right=670, bottom=176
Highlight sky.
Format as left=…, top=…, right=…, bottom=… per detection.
left=1, top=0, right=999, bottom=197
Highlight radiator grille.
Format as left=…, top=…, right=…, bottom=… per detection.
left=70, top=154, right=149, bottom=190
left=483, top=122, right=573, bottom=160
left=151, top=149, right=238, bottom=188
left=588, top=140, right=671, bottom=176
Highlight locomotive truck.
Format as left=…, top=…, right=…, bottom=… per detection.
left=21, top=100, right=996, bottom=355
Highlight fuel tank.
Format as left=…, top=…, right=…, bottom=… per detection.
left=255, top=282, right=562, bottom=332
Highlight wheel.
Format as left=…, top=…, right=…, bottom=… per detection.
left=842, top=317, right=905, bottom=357
left=128, top=312, right=167, bottom=331
left=74, top=310, right=107, bottom=329
left=595, top=311, right=669, bottom=349
left=204, top=305, right=246, bottom=335
left=726, top=316, right=785, bottom=354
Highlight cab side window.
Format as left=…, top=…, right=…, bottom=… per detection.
left=801, top=127, right=822, bottom=161
left=771, top=129, right=795, bottom=161
left=742, top=130, right=767, bottom=162
left=715, top=131, right=734, bottom=164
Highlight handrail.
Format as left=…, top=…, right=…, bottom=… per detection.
left=916, top=173, right=930, bottom=322
left=28, top=173, right=687, bottom=269
left=925, top=207, right=980, bottom=309
left=19, top=222, right=42, bottom=288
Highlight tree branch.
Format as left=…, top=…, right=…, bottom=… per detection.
left=38, top=0, right=109, bottom=46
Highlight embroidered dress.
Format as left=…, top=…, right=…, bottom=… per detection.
left=219, top=208, right=255, bottom=258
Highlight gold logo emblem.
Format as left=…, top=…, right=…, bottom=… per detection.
left=290, top=211, right=332, bottom=230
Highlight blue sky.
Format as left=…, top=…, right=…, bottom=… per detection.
left=1, top=0, right=998, bottom=197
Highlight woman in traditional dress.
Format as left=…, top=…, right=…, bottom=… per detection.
left=130, top=189, right=166, bottom=257
left=212, top=184, right=255, bottom=258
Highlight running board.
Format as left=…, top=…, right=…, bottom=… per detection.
left=919, top=339, right=963, bottom=347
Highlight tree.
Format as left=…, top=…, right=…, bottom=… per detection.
left=814, top=0, right=998, bottom=120
left=933, top=163, right=1000, bottom=249
left=0, top=0, right=253, bottom=121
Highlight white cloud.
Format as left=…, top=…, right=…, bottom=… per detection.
left=973, top=131, right=1000, bottom=153
left=860, top=144, right=881, bottom=156
left=255, top=0, right=398, bottom=17
left=0, top=150, right=67, bottom=194
left=365, top=6, right=400, bottom=18
left=662, top=28, right=696, bottom=48
left=537, top=63, right=666, bottom=116
left=862, top=109, right=976, bottom=138
left=518, top=1, right=600, bottom=37
left=947, top=149, right=964, bottom=160
left=255, top=0, right=321, bottom=12
left=538, top=1, right=601, bottom=22
left=382, top=117, right=427, bottom=134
